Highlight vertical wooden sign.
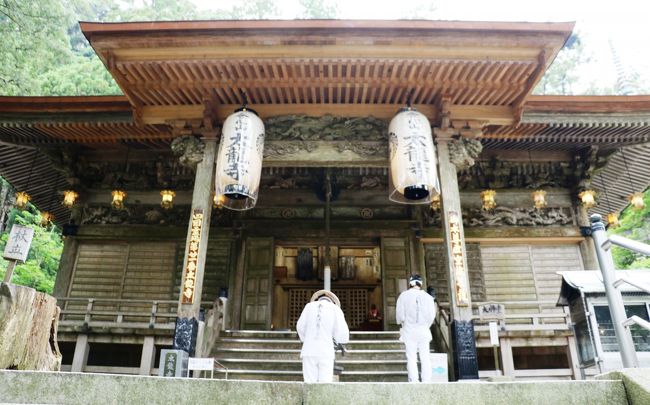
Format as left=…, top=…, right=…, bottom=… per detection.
left=448, top=210, right=470, bottom=307
left=181, top=209, right=204, bottom=304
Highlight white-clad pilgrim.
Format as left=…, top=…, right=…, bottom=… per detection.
left=396, top=274, right=437, bottom=382
left=296, top=290, right=350, bottom=383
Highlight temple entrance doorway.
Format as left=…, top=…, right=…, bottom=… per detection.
left=270, top=241, right=384, bottom=331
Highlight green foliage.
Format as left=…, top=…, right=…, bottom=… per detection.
left=298, top=0, right=339, bottom=19
left=609, top=188, right=650, bottom=269
left=103, top=0, right=202, bottom=21
left=40, top=55, right=121, bottom=96
left=227, top=0, right=280, bottom=19
left=398, top=1, right=438, bottom=19
left=0, top=201, right=63, bottom=294
left=0, top=0, right=74, bottom=95
left=535, top=33, right=592, bottom=95
left=1, top=0, right=291, bottom=97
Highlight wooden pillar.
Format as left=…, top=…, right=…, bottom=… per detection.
left=173, top=135, right=218, bottom=356
left=231, top=238, right=247, bottom=330
left=139, top=336, right=156, bottom=376
left=53, top=237, right=78, bottom=298
left=576, top=206, right=599, bottom=270
left=437, top=137, right=479, bottom=380
left=71, top=334, right=89, bottom=372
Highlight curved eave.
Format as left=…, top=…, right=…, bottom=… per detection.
left=525, top=95, right=650, bottom=114
left=0, top=96, right=130, bottom=114
left=80, top=19, right=575, bottom=38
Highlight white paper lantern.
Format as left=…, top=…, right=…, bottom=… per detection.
left=388, top=108, right=440, bottom=204
left=215, top=108, right=265, bottom=210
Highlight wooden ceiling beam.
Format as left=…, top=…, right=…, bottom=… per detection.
left=109, top=45, right=543, bottom=63
left=120, top=75, right=530, bottom=94
left=142, top=103, right=514, bottom=126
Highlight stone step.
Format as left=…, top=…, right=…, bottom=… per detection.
left=214, top=338, right=403, bottom=351
left=216, top=358, right=407, bottom=372
left=210, top=330, right=408, bottom=382
left=2, top=370, right=636, bottom=404
left=210, top=368, right=409, bottom=383
left=218, top=338, right=401, bottom=344
left=211, top=348, right=407, bottom=361
left=222, top=330, right=400, bottom=340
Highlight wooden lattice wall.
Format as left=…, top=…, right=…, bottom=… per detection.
left=289, top=288, right=368, bottom=330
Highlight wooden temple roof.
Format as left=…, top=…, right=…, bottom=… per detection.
left=1, top=19, right=649, bottom=222
left=80, top=19, right=573, bottom=126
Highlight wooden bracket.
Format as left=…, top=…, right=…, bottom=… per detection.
left=202, top=92, right=220, bottom=131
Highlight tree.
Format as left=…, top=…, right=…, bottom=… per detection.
left=227, top=0, right=280, bottom=19
left=0, top=0, right=74, bottom=95
left=298, top=0, right=339, bottom=19
left=0, top=177, right=13, bottom=233
left=398, top=1, right=437, bottom=19
left=0, top=190, right=63, bottom=294
left=535, top=33, right=592, bottom=95
left=610, top=188, right=650, bottom=269
left=39, top=55, right=121, bottom=96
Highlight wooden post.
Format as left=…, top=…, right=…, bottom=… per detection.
left=71, top=334, right=89, bottom=372
left=173, top=135, right=218, bottom=356
left=436, top=137, right=479, bottom=380
left=500, top=338, right=515, bottom=377
left=139, top=336, right=156, bottom=376
left=2, top=260, right=17, bottom=283
left=567, top=335, right=582, bottom=380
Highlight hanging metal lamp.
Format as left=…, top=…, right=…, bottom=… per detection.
left=160, top=190, right=176, bottom=210
left=578, top=189, right=597, bottom=209
left=62, top=190, right=79, bottom=208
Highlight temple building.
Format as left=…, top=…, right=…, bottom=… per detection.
left=1, top=19, right=649, bottom=381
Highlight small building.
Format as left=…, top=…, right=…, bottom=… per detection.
left=558, top=270, right=650, bottom=376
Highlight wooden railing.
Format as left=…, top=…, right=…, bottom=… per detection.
left=432, top=306, right=451, bottom=355
left=437, top=300, right=579, bottom=380
left=470, top=300, right=571, bottom=332
left=197, top=298, right=228, bottom=357
left=56, top=297, right=179, bottom=331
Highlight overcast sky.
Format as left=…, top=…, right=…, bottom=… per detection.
left=191, top=0, right=650, bottom=93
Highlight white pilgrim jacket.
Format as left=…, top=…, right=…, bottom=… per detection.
left=296, top=300, right=350, bottom=358
left=396, top=288, right=437, bottom=342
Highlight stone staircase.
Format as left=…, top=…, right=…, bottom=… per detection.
left=210, top=330, right=408, bottom=382
left=1, top=369, right=641, bottom=405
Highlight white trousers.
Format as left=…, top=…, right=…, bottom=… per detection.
left=405, top=338, right=432, bottom=382
left=302, top=356, right=334, bottom=383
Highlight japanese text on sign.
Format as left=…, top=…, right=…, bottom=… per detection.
left=224, top=113, right=251, bottom=180
left=402, top=113, right=431, bottom=178
left=3, top=224, right=34, bottom=262
left=181, top=210, right=204, bottom=304
left=448, top=211, right=470, bottom=307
